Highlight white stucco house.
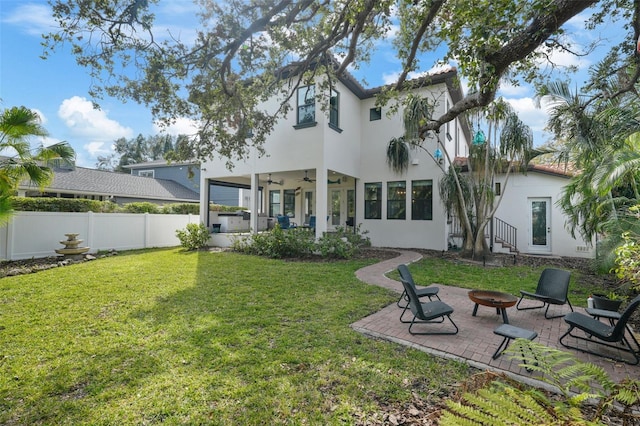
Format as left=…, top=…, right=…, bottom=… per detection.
left=198, top=68, right=595, bottom=258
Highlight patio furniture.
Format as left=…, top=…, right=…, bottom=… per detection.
left=397, top=264, right=440, bottom=323
left=516, top=268, right=573, bottom=319
left=468, top=290, right=518, bottom=324
left=492, top=324, right=538, bottom=364
left=559, top=295, right=640, bottom=365
left=276, top=215, right=297, bottom=229
left=399, top=278, right=458, bottom=335
left=586, top=307, right=640, bottom=352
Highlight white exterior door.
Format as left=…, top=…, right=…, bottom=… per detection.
left=528, top=197, right=551, bottom=253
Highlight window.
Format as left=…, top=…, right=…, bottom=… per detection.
left=329, top=89, right=340, bottom=131
left=495, top=182, right=501, bottom=196
left=412, top=180, right=433, bottom=220
left=283, top=189, right=296, bottom=217
left=138, top=170, right=154, bottom=178
left=364, top=182, right=382, bottom=219
left=269, top=190, right=280, bottom=217
left=369, top=107, right=381, bottom=121
left=387, top=181, right=406, bottom=220
left=296, top=85, right=315, bottom=126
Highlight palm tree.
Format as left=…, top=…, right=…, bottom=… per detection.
left=539, top=81, right=640, bottom=243
left=0, top=106, right=75, bottom=223
left=386, top=96, right=534, bottom=259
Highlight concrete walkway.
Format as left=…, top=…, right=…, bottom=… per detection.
left=352, top=250, right=640, bottom=385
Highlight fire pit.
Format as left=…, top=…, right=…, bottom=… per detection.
left=468, top=290, right=518, bottom=324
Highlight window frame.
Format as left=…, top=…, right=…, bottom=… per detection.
left=295, top=85, right=316, bottom=128
left=387, top=181, right=406, bottom=220
left=411, top=180, right=433, bottom=220
left=364, top=182, right=382, bottom=219
left=269, top=190, right=281, bottom=217
left=329, top=88, right=342, bottom=132
left=283, top=189, right=296, bottom=218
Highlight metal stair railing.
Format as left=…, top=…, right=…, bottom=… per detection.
left=493, top=217, right=517, bottom=253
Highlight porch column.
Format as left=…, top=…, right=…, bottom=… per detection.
left=250, top=173, right=259, bottom=234
left=315, top=168, right=328, bottom=238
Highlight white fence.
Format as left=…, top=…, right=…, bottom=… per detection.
left=0, top=211, right=201, bottom=260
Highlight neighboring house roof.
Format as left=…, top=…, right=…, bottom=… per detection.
left=452, top=157, right=576, bottom=178
left=123, top=159, right=199, bottom=169
left=20, top=165, right=199, bottom=202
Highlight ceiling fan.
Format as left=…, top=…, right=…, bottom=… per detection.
left=267, top=173, right=282, bottom=185
left=300, top=170, right=316, bottom=183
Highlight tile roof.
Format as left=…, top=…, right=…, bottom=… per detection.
left=20, top=166, right=199, bottom=202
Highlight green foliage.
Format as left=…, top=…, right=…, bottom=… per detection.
left=11, top=196, right=113, bottom=212
left=44, top=0, right=618, bottom=165
left=612, top=206, right=640, bottom=292
left=175, top=222, right=210, bottom=250
left=121, top=201, right=161, bottom=213
left=232, top=225, right=370, bottom=260
left=209, top=203, right=244, bottom=212
left=231, top=225, right=315, bottom=258
left=161, top=203, right=200, bottom=215
left=0, top=106, right=75, bottom=222
left=316, top=226, right=371, bottom=259
left=442, top=339, right=640, bottom=425
left=0, top=249, right=470, bottom=423
left=10, top=197, right=198, bottom=214
left=441, top=382, right=558, bottom=426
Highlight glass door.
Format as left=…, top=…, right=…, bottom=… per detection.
left=529, top=197, right=551, bottom=253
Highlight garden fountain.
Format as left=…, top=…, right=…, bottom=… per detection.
left=55, top=233, right=90, bottom=260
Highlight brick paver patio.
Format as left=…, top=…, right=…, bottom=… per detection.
left=352, top=250, right=640, bottom=385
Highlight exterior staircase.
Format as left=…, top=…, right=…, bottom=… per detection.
left=448, top=216, right=518, bottom=254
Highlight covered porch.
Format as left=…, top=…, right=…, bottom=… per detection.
left=204, top=168, right=357, bottom=238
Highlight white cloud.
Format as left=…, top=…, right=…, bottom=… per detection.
left=505, top=97, right=552, bottom=146
left=58, top=96, right=134, bottom=141
left=498, top=81, right=529, bottom=98
left=153, top=117, right=199, bottom=136
left=3, top=3, right=57, bottom=36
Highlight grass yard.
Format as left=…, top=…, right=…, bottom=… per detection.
left=0, top=248, right=472, bottom=425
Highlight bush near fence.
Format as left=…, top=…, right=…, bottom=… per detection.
left=10, top=197, right=206, bottom=215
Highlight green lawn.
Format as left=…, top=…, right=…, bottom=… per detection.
left=0, top=248, right=606, bottom=424
left=0, top=248, right=472, bottom=425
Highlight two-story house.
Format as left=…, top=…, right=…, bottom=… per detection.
left=198, top=68, right=595, bottom=258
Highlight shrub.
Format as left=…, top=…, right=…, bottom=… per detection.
left=122, top=202, right=161, bottom=214
left=232, top=225, right=370, bottom=260
left=11, top=196, right=111, bottom=212
left=162, top=203, right=200, bottom=214
left=175, top=223, right=210, bottom=250
left=231, top=226, right=315, bottom=258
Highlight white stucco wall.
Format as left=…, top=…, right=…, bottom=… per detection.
left=493, top=171, right=595, bottom=258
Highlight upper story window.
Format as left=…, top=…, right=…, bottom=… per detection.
left=387, top=181, right=406, bottom=220
left=411, top=180, right=433, bottom=220
left=369, top=107, right=382, bottom=121
left=364, top=182, right=382, bottom=219
left=296, top=85, right=316, bottom=128
left=138, top=170, right=154, bottom=178
left=329, top=89, right=341, bottom=132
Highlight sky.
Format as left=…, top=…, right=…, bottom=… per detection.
left=0, top=1, right=626, bottom=168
